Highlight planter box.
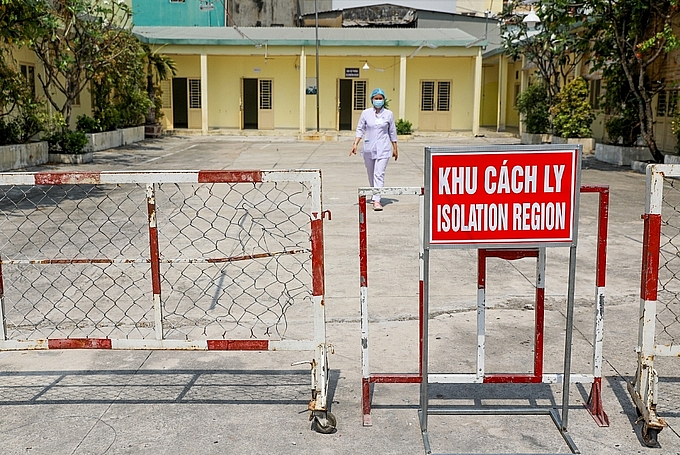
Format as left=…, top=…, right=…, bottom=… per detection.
left=0, top=141, right=49, bottom=171
left=145, top=123, right=163, bottom=138
left=520, top=132, right=552, bottom=144
left=86, top=126, right=145, bottom=152
left=595, top=143, right=653, bottom=166
left=551, top=137, right=595, bottom=155
left=48, top=151, right=93, bottom=164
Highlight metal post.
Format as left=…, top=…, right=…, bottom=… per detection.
left=315, top=0, right=320, bottom=132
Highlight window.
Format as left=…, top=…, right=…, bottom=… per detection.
left=259, top=79, right=272, bottom=110
left=189, top=79, right=201, bottom=109
left=437, top=81, right=450, bottom=111
left=421, top=81, right=435, bottom=111
left=589, top=79, right=601, bottom=110
left=353, top=80, right=366, bottom=110
left=669, top=91, right=679, bottom=117
left=20, top=64, right=35, bottom=98
left=160, top=80, right=172, bottom=109
left=169, top=0, right=185, bottom=3
left=657, top=91, right=667, bottom=117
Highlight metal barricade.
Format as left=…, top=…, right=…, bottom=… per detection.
left=630, top=164, right=680, bottom=446
left=0, top=169, right=335, bottom=432
left=358, top=185, right=610, bottom=433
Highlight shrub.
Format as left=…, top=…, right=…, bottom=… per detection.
left=0, top=118, right=21, bottom=146
left=396, top=118, right=412, bottom=135
left=46, top=130, right=88, bottom=154
left=515, top=82, right=550, bottom=134
left=550, top=77, right=594, bottom=138
left=76, top=115, right=101, bottom=134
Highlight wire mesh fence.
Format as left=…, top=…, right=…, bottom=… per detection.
left=657, top=177, right=680, bottom=348
left=0, top=171, right=320, bottom=345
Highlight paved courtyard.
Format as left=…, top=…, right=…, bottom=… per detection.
left=0, top=133, right=678, bottom=454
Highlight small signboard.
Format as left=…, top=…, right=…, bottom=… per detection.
left=426, top=146, right=580, bottom=247
left=345, top=68, right=360, bottom=78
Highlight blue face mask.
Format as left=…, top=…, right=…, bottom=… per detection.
left=372, top=99, right=385, bottom=109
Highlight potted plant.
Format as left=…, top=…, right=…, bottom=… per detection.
left=550, top=77, right=596, bottom=154
left=396, top=118, right=413, bottom=140
left=516, top=82, right=551, bottom=144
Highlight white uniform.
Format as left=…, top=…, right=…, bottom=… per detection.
left=355, top=107, right=398, bottom=202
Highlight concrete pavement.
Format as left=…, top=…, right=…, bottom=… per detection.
left=0, top=134, right=678, bottom=454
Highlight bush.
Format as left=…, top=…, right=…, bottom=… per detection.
left=0, top=118, right=21, bottom=145
left=550, top=77, right=594, bottom=138
left=396, top=118, right=412, bottom=135
left=515, top=82, right=550, bottom=134
left=46, top=130, right=88, bottom=154
left=76, top=115, right=101, bottom=134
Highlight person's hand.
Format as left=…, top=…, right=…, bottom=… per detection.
left=350, top=142, right=358, bottom=156
left=392, top=145, right=398, bottom=161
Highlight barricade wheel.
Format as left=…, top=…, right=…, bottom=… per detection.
left=312, top=411, right=337, bottom=434
left=642, top=424, right=660, bottom=447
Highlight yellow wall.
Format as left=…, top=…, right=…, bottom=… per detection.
left=481, top=64, right=498, bottom=126
left=505, top=60, right=522, bottom=129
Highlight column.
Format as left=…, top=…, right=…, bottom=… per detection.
left=299, top=47, right=307, bottom=134
left=472, top=48, right=482, bottom=137
left=497, top=55, right=508, bottom=132
left=200, top=53, right=208, bottom=134
left=399, top=55, right=406, bottom=121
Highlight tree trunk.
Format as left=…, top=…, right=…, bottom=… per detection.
left=146, top=74, right=156, bottom=125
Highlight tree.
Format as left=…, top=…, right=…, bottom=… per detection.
left=500, top=0, right=595, bottom=106
left=550, top=77, right=595, bottom=138
left=588, top=0, right=680, bottom=162
left=142, top=44, right=177, bottom=125
left=17, top=0, right=135, bottom=130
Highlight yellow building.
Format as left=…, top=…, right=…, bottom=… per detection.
left=133, top=27, right=487, bottom=135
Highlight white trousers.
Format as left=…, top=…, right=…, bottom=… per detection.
left=363, top=154, right=390, bottom=202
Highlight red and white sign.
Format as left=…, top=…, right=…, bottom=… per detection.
left=428, top=149, right=579, bottom=246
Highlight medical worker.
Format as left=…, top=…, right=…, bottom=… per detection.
left=349, top=87, right=398, bottom=211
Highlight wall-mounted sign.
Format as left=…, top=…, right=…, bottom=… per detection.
left=306, top=77, right=317, bottom=95
left=345, top=68, right=360, bottom=78
left=427, top=147, right=580, bottom=247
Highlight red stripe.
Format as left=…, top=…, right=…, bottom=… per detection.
left=596, top=189, right=610, bottom=287
left=147, top=192, right=162, bottom=295
left=48, top=338, right=112, bottom=349
left=484, top=249, right=538, bottom=260
left=311, top=218, right=325, bottom=297
left=35, top=172, right=101, bottom=185
left=206, top=339, right=269, bottom=350
left=419, top=279, right=424, bottom=376
left=641, top=214, right=662, bottom=301
left=197, top=170, right=263, bottom=183
left=362, top=377, right=371, bottom=416
left=359, top=195, right=368, bottom=287
left=534, top=287, right=545, bottom=378
left=369, top=374, right=422, bottom=383
left=478, top=249, right=486, bottom=288
left=484, top=374, right=542, bottom=383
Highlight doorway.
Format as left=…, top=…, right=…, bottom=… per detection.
left=242, top=78, right=258, bottom=129
left=338, top=79, right=353, bottom=130
left=172, top=77, right=188, bottom=129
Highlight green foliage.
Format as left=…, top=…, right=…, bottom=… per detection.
left=599, top=62, right=640, bottom=146
left=0, top=117, right=20, bottom=145
left=396, top=118, right=412, bottom=135
left=589, top=0, right=680, bottom=162
left=500, top=0, right=595, bottom=104
left=550, top=77, right=594, bottom=138
left=515, top=83, right=550, bottom=134
left=76, top=115, right=101, bottom=134
left=45, top=130, right=88, bottom=154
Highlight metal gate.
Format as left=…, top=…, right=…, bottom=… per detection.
left=0, top=169, right=335, bottom=432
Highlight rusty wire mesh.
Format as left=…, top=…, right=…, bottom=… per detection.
left=657, top=177, right=680, bottom=347
left=0, top=181, right=313, bottom=342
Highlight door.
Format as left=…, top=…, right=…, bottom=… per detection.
left=338, top=79, right=353, bottom=130
left=172, top=77, right=188, bottom=129
left=656, top=90, right=678, bottom=153
left=419, top=80, right=452, bottom=132
left=258, top=79, right=274, bottom=130
left=242, top=78, right=258, bottom=129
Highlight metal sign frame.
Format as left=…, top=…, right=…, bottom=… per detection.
left=420, top=145, right=582, bottom=454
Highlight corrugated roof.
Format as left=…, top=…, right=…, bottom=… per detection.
left=133, top=26, right=479, bottom=47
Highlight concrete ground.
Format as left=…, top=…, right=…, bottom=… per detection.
left=0, top=133, right=679, bottom=454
